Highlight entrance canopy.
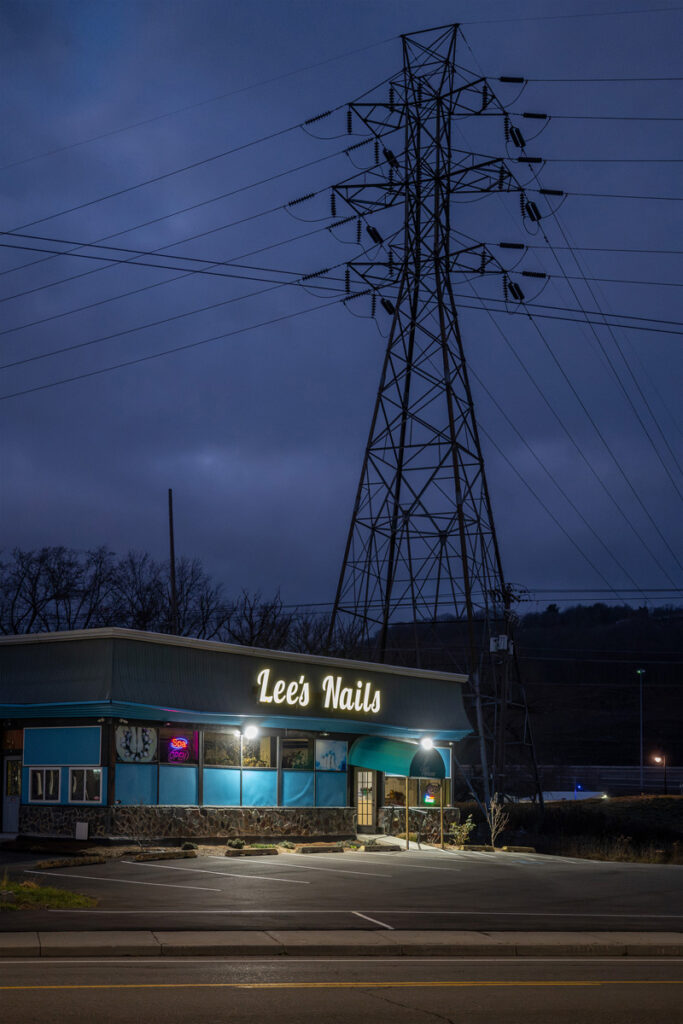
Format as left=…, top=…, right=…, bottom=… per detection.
left=349, top=736, right=446, bottom=779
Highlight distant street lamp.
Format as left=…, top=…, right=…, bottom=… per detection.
left=653, top=754, right=668, bottom=795
left=636, top=669, right=645, bottom=792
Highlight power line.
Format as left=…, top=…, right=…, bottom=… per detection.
left=6, top=124, right=312, bottom=235
left=528, top=182, right=683, bottom=494
left=525, top=75, right=683, bottom=83
left=463, top=7, right=683, bottom=26
left=4, top=234, right=681, bottom=300
left=505, top=243, right=683, bottom=256
left=490, top=126, right=683, bottom=507
left=0, top=291, right=360, bottom=402
left=0, top=36, right=396, bottom=174
left=448, top=77, right=683, bottom=568
left=526, top=312, right=683, bottom=572
left=466, top=363, right=644, bottom=596
left=0, top=240, right=305, bottom=287
left=542, top=157, right=683, bottom=162
left=546, top=190, right=682, bottom=201
left=545, top=114, right=683, bottom=121
left=0, top=247, right=357, bottom=372
left=0, top=139, right=366, bottom=303
left=3, top=264, right=681, bottom=376
left=460, top=285, right=680, bottom=588
left=0, top=218, right=349, bottom=341
left=451, top=296, right=682, bottom=333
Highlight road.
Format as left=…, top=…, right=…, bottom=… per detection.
left=3, top=845, right=682, bottom=932
left=1, top=956, right=681, bottom=1023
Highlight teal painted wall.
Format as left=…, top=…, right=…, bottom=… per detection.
left=159, top=765, right=198, bottom=805
left=203, top=767, right=240, bottom=806
left=24, top=726, right=101, bottom=766
left=242, top=769, right=277, bottom=806
left=282, top=770, right=314, bottom=807
left=315, top=772, right=348, bottom=807
left=115, top=763, right=157, bottom=805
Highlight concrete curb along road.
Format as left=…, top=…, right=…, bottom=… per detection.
left=0, top=931, right=682, bottom=959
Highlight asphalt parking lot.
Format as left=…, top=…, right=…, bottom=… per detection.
left=4, top=845, right=683, bottom=932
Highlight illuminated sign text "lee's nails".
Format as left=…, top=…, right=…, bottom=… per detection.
left=256, top=668, right=381, bottom=714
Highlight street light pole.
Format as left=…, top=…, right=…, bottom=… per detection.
left=654, top=755, right=668, bottom=795
left=636, top=669, right=645, bottom=792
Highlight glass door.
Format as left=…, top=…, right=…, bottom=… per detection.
left=355, top=769, right=375, bottom=831
left=2, top=756, right=21, bottom=833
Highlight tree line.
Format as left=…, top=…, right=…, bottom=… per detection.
left=0, top=546, right=360, bottom=655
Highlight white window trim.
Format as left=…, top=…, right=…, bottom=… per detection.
left=28, top=766, right=61, bottom=804
left=68, top=766, right=103, bottom=805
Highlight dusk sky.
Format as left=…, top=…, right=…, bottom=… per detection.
left=1, top=1, right=681, bottom=615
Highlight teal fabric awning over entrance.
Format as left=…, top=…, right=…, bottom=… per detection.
left=348, top=736, right=446, bottom=778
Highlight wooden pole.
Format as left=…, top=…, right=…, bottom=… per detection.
left=168, top=488, right=179, bottom=635
left=440, top=780, right=444, bottom=849
left=405, top=779, right=409, bottom=850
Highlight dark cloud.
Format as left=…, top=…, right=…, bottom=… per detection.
left=1, top=1, right=681, bottom=611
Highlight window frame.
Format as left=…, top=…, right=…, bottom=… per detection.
left=203, top=729, right=241, bottom=768
left=159, top=728, right=199, bottom=766
left=28, top=766, right=61, bottom=804
left=68, top=766, right=103, bottom=804
left=281, top=737, right=314, bottom=771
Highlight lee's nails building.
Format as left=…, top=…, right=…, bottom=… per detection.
left=0, top=628, right=471, bottom=839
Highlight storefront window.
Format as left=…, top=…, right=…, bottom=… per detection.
left=419, top=778, right=450, bottom=805
left=384, top=776, right=410, bottom=805
left=69, top=767, right=102, bottom=803
left=116, top=725, right=158, bottom=763
left=384, top=776, right=450, bottom=806
left=204, top=731, right=240, bottom=767
left=1, top=728, right=23, bottom=752
left=29, top=767, right=60, bottom=802
left=315, top=739, right=347, bottom=771
left=281, top=738, right=313, bottom=770
left=159, top=728, right=198, bottom=764
left=241, top=735, right=276, bottom=768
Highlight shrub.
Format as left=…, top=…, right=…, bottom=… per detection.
left=226, top=838, right=245, bottom=849
left=181, top=841, right=197, bottom=851
left=449, top=814, right=476, bottom=846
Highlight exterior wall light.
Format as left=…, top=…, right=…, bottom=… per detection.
left=420, top=736, right=434, bottom=749
left=243, top=725, right=259, bottom=740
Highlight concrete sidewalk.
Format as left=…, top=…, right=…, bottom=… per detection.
left=0, top=930, right=681, bottom=958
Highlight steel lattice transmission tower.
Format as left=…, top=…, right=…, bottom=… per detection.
left=328, top=25, right=542, bottom=802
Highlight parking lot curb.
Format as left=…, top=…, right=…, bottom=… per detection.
left=0, top=931, right=681, bottom=959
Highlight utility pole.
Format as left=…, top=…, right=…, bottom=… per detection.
left=326, top=25, right=548, bottom=803
left=637, top=668, right=645, bottom=792
left=168, top=487, right=179, bottom=635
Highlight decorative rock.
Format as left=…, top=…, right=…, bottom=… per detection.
left=224, top=848, right=278, bottom=857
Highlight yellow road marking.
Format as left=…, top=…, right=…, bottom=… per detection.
left=1, top=980, right=682, bottom=991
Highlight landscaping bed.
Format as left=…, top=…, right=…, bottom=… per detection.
left=0, top=877, right=97, bottom=911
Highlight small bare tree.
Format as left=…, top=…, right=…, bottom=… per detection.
left=486, top=793, right=510, bottom=849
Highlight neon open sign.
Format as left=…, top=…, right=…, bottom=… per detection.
left=168, top=736, right=190, bottom=762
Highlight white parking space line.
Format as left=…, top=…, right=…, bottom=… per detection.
left=251, top=855, right=391, bottom=879
left=335, top=853, right=460, bottom=873
left=374, top=909, right=683, bottom=920
left=120, top=860, right=310, bottom=885
left=352, top=910, right=394, bottom=930
left=2, top=957, right=681, bottom=965
left=48, top=908, right=354, bottom=914
left=26, top=870, right=220, bottom=892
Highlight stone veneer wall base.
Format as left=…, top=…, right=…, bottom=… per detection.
left=19, top=804, right=356, bottom=840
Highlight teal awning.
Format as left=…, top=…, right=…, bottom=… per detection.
left=349, top=736, right=446, bottom=778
